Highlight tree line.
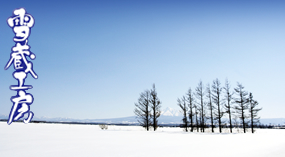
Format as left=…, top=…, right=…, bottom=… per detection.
left=177, top=78, right=262, bottom=133
left=134, top=79, right=262, bottom=133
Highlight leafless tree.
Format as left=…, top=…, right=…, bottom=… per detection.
left=234, top=83, right=249, bottom=133
left=195, top=81, right=206, bottom=132
left=248, top=93, right=262, bottom=133
left=206, top=84, right=215, bottom=133
left=134, top=90, right=152, bottom=131
left=194, top=104, right=199, bottom=132
left=99, top=124, right=108, bottom=130
left=212, top=78, right=224, bottom=133
left=224, top=79, right=234, bottom=133
left=186, top=88, right=195, bottom=132
left=150, top=84, right=161, bottom=131
left=177, top=96, right=188, bottom=132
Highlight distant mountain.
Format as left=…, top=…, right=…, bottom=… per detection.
left=1, top=107, right=284, bottom=125
left=259, top=118, right=285, bottom=125
left=0, top=107, right=182, bottom=124
left=161, top=107, right=182, bottom=116
left=0, top=114, right=8, bottom=119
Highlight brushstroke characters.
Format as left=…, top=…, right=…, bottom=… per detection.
left=7, top=90, right=34, bottom=125
left=5, top=8, right=37, bottom=125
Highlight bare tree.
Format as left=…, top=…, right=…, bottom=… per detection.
left=99, top=124, right=108, bottom=130
left=248, top=93, right=262, bottom=133
left=224, top=79, right=234, bottom=133
left=234, top=83, right=249, bottom=133
left=186, top=88, right=194, bottom=132
left=195, top=81, right=206, bottom=132
left=194, top=104, right=199, bottom=132
left=206, top=84, right=215, bottom=133
left=212, top=78, right=224, bottom=133
left=150, top=84, right=161, bottom=131
left=134, top=90, right=152, bottom=131
left=177, top=96, right=188, bottom=132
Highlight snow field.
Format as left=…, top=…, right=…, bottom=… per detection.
left=0, top=122, right=285, bottom=157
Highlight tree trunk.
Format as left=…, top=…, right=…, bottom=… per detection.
left=228, top=107, right=232, bottom=133
left=210, top=104, right=214, bottom=133
left=218, top=96, right=222, bottom=133
left=241, top=105, right=246, bottom=133
left=251, top=109, right=254, bottom=133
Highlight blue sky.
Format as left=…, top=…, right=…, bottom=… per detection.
left=0, top=0, right=284, bottom=119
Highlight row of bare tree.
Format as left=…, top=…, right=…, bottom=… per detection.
left=178, top=78, right=262, bottom=133
left=134, top=84, right=161, bottom=131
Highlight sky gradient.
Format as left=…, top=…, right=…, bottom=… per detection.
left=0, top=0, right=284, bottom=119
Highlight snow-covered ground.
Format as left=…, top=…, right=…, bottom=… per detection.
left=1, top=122, right=285, bottom=157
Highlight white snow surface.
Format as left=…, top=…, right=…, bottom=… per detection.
left=1, top=122, right=285, bottom=157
